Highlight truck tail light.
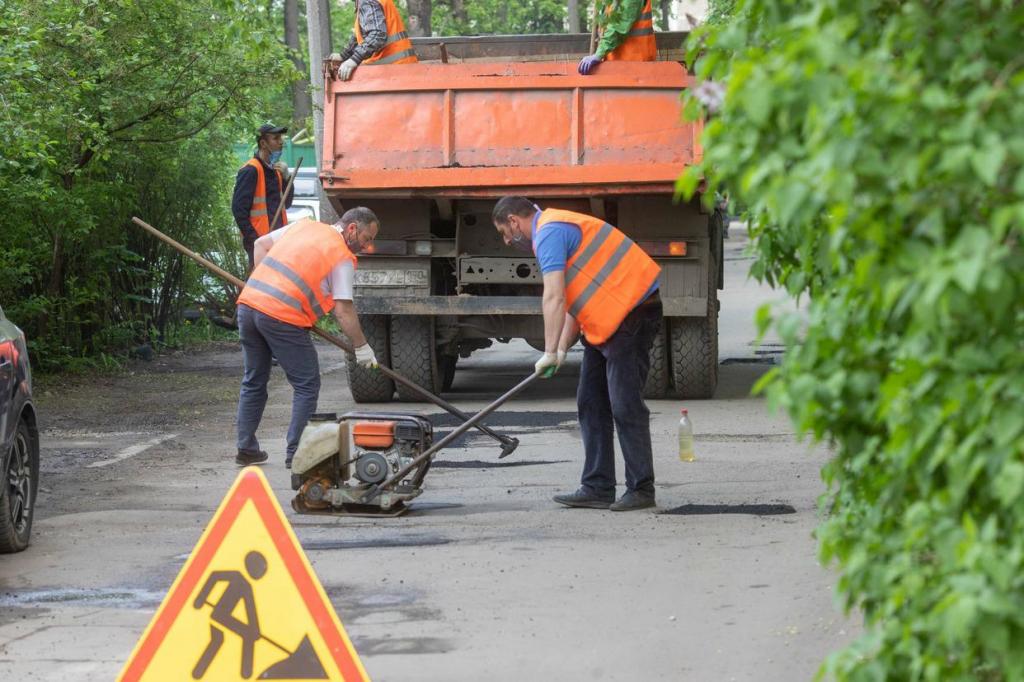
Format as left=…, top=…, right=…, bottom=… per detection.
left=364, top=240, right=406, bottom=255
left=637, top=241, right=688, bottom=257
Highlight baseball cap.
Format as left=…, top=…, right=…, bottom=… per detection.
left=256, top=123, right=288, bottom=137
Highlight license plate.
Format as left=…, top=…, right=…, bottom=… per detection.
left=355, top=269, right=428, bottom=287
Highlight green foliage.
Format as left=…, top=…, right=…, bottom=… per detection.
left=430, top=0, right=573, bottom=35
left=685, top=0, right=1024, bottom=678
left=0, top=0, right=290, bottom=370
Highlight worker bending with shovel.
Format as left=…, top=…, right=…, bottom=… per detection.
left=492, top=197, right=662, bottom=511
left=234, top=208, right=381, bottom=469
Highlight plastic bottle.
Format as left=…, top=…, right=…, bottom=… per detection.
left=678, top=408, right=695, bottom=462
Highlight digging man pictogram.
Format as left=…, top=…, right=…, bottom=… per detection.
left=192, top=550, right=267, bottom=679
left=190, top=549, right=328, bottom=680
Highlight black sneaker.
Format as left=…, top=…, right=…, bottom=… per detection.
left=285, top=456, right=293, bottom=470
left=235, top=448, right=269, bottom=466
left=609, top=490, right=656, bottom=512
left=553, top=487, right=615, bottom=509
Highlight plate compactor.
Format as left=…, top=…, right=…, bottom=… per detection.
left=290, top=373, right=538, bottom=516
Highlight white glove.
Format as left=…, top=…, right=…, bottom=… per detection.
left=354, top=343, right=378, bottom=369
left=339, top=58, right=358, bottom=81
left=273, top=161, right=289, bottom=182
left=556, top=349, right=567, bottom=368
left=534, top=352, right=559, bottom=377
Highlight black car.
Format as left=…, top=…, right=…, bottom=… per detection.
left=0, top=305, right=38, bottom=552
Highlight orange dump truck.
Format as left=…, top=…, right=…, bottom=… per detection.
left=319, top=33, right=722, bottom=401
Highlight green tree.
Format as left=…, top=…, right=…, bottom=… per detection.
left=684, top=0, right=1024, bottom=678
left=1, top=0, right=292, bottom=368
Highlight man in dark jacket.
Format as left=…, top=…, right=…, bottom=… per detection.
left=231, top=123, right=295, bottom=270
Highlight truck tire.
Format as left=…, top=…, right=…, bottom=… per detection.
left=390, top=316, right=441, bottom=400
left=670, top=259, right=720, bottom=399
left=643, top=317, right=670, bottom=399
left=345, top=315, right=395, bottom=403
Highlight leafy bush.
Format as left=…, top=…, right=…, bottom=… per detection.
left=0, top=0, right=291, bottom=370
left=684, top=0, right=1024, bottom=678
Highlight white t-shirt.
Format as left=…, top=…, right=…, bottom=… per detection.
left=267, top=221, right=354, bottom=301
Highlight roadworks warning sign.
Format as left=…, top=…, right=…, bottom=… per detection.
left=118, top=467, right=370, bottom=681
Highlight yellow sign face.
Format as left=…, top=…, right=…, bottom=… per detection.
left=119, top=467, right=370, bottom=681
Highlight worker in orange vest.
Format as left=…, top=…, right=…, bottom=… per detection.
left=578, top=0, right=657, bottom=75
left=234, top=208, right=381, bottom=469
left=334, top=0, right=418, bottom=82
left=492, top=197, right=663, bottom=511
left=231, top=123, right=294, bottom=270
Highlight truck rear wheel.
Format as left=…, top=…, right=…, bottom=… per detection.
left=643, top=317, right=670, bottom=399
left=669, top=296, right=719, bottom=399
left=390, top=316, right=441, bottom=400
left=345, top=315, right=395, bottom=403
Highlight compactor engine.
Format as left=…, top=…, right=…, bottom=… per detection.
left=290, top=412, right=433, bottom=516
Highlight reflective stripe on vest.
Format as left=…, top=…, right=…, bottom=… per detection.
left=242, top=158, right=288, bottom=237
left=604, top=0, right=657, bottom=62
left=535, top=209, right=661, bottom=345
left=237, top=219, right=355, bottom=327
left=356, top=0, right=418, bottom=66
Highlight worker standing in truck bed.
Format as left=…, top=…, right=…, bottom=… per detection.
left=578, top=0, right=657, bottom=74
left=492, top=196, right=663, bottom=512
left=333, top=0, right=418, bottom=82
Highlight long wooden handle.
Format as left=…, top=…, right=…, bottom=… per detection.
left=269, top=156, right=303, bottom=233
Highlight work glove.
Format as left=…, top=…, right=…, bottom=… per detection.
left=273, top=161, right=290, bottom=182
left=339, top=58, right=359, bottom=81
left=534, top=352, right=559, bottom=378
left=577, top=54, right=603, bottom=75
left=354, top=343, right=378, bottom=369
left=556, top=349, right=567, bottom=369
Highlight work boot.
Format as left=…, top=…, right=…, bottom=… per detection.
left=285, top=455, right=293, bottom=470
left=235, top=448, right=269, bottom=466
left=553, top=487, right=615, bottom=509
left=609, top=489, right=656, bottom=512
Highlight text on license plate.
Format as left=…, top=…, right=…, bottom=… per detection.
left=354, top=269, right=429, bottom=287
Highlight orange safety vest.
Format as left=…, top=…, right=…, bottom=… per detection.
left=535, top=209, right=661, bottom=345
left=237, top=219, right=356, bottom=328
left=242, top=158, right=288, bottom=237
left=604, top=0, right=657, bottom=62
left=356, top=0, right=418, bottom=65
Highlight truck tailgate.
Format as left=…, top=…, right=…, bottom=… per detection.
left=322, top=61, right=700, bottom=198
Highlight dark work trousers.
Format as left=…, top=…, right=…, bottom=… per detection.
left=577, top=295, right=662, bottom=496
left=236, top=304, right=321, bottom=458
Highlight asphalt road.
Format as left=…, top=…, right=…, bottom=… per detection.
left=0, top=225, right=857, bottom=680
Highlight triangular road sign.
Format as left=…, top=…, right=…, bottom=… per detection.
left=119, top=467, right=370, bottom=681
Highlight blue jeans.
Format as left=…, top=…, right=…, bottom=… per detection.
left=236, top=304, right=321, bottom=458
left=577, top=297, right=661, bottom=496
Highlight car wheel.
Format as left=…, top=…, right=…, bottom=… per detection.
left=0, top=419, right=38, bottom=553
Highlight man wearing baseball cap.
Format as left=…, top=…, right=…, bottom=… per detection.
left=231, top=123, right=295, bottom=270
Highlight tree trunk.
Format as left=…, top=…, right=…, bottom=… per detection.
left=568, top=0, right=581, bottom=33
left=406, top=0, right=432, bottom=37
left=659, top=0, right=670, bottom=30
left=306, top=0, right=338, bottom=222
left=285, top=0, right=311, bottom=127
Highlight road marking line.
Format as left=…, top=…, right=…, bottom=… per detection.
left=86, top=433, right=178, bottom=468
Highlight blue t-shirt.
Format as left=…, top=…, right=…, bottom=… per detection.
left=531, top=211, right=659, bottom=299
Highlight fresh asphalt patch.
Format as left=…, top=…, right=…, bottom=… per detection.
left=302, top=535, right=453, bottom=551
left=427, top=410, right=578, bottom=448
left=430, top=459, right=568, bottom=469
left=662, top=503, right=797, bottom=516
